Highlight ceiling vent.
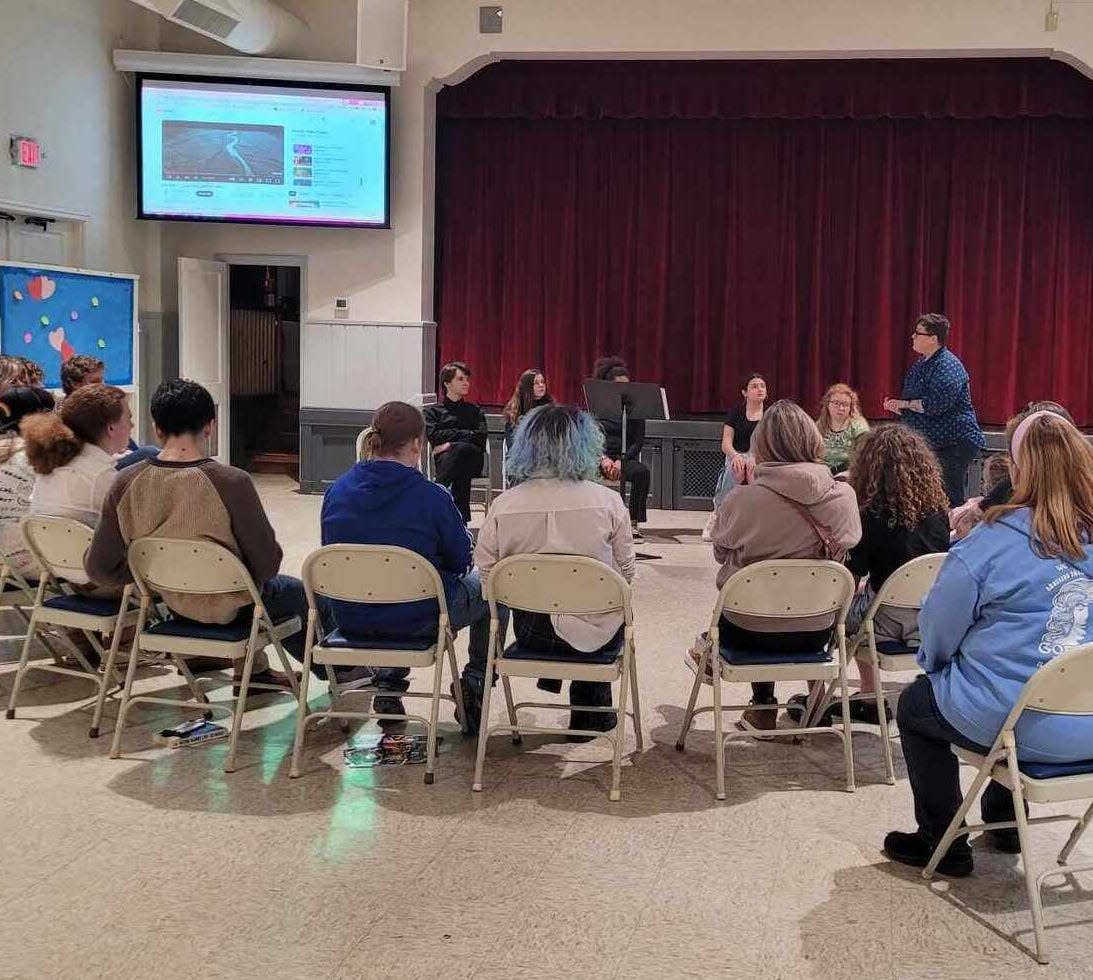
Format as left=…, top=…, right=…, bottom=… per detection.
left=171, top=0, right=240, bottom=39
left=125, top=0, right=307, bottom=55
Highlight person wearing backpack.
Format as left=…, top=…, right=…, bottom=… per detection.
left=702, top=400, right=862, bottom=732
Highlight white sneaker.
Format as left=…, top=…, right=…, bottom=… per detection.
left=631, top=522, right=645, bottom=543
left=701, top=511, right=717, bottom=542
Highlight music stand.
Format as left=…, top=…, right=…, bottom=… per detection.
left=584, top=379, right=669, bottom=561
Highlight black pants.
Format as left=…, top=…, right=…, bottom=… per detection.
left=434, top=443, right=484, bottom=523
left=515, top=611, right=617, bottom=712
left=934, top=441, right=978, bottom=507
left=719, top=617, right=832, bottom=705
left=897, top=674, right=1015, bottom=841
left=621, top=459, right=650, bottom=523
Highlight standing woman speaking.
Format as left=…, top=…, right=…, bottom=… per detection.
left=883, top=314, right=984, bottom=506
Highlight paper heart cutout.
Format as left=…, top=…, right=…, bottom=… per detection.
left=47, top=327, right=65, bottom=352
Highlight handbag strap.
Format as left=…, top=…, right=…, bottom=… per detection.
left=758, top=484, right=848, bottom=562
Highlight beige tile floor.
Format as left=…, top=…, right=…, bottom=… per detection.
left=1, top=474, right=1091, bottom=979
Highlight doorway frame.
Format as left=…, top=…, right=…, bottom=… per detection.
left=214, top=252, right=308, bottom=477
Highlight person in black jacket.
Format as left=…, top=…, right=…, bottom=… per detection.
left=592, top=356, right=650, bottom=541
left=423, top=361, right=486, bottom=523
left=844, top=424, right=950, bottom=721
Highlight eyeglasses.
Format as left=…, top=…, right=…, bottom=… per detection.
left=829, top=400, right=852, bottom=409
left=912, top=330, right=933, bottom=337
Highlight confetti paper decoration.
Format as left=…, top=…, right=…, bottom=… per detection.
left=22, top=332, right=32, bottom=344
left=70, top=311, right=78, bottom=321
left=39, top=315, right=49, bottom=327
left=12, top=291, right=22, bottom=301
left=96, top=338, right=106, bottom=349
left=90, top=296, right=99, bottom=307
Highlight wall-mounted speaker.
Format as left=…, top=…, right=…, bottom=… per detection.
left=357, top=0, right=409, bottom=71
left=479, top=6, right=503, bottom=34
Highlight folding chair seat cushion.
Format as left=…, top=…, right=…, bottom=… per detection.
left=311, top=628, right=437, bottom=668
left=321, top=629, right=435, bottom=652
left=1020, top=758, right=1093, bottom=779
left=145, top=613, right=299, bottom=643
left=875, top=640, right=917, bottom=656
left=43, top=593, right=128, bottom=617
left=502, top=634, right=623, bottom=665
left=718, top=643, right=831, bottom=666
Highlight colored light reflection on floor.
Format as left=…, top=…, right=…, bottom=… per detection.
left=316, top=774, right=378, bottom=860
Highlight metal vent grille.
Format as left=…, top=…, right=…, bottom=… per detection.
left=681, top=447, right=724, bottom=498
left=172, top=0, right=240, bottom=38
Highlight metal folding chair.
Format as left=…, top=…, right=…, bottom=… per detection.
left=473, top=554, right=642, bottom=802
left=5, top=517, right=141, bottom=738
left=110, top=537, right=302, bottom=773
left=290, top=544, right=464, bottom=783
left=676, top=559, right=857, bottom=800
left=923, top=642, right=1093, bottom=964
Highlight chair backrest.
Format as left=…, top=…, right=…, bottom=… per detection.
left=127, top=537, right=262, bottom=603
left=712, top=559, right=856, bottom=630
left=871, top=553, right=946, bottom=610
left=485, top=553, right=632, bottom=621
left=1001, top=643, right=1093, bottom=732
left=355, top=427, right=374, bottom=463
left=302, top=544, right=448, bottom=616
left=21, top=516, right=94, bottom=583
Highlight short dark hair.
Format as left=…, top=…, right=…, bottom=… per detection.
left=439, top=361, right=471, bottom=387
left=593, top=356, right=628, bottom=381
left=61, top=355, right=105, bottom=395
left=151, top=379, right=216, bottom=436
left=915, top=313, right=951, bottom=345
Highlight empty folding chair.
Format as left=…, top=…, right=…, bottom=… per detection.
left=5, top=516, right=141, bottom=739
left=844, top=553, right=945, bottom=784
left=111, top=537, right=302, bottom=773
left=290, top=544, right=464, bottom=784
left=473, top=554, right=642, bottom=802
left=676, top=559, right=856, bottom=800
left=924, top=641, right=1093, bottom=964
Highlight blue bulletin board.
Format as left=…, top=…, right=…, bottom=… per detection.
left=0, top=263, right=137, bottom=390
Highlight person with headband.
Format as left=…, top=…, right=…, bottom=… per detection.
left=884, top=410, right=1093, bottom=878
left=322, top=400, right=504, bottom=730
left=883, top=313, right=985, bottom=506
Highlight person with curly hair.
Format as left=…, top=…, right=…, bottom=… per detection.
left=842, top=424, right=950, bottom=719
left=816, top=382, right=869, bottom=474
left=884, top=411, right=1093, bottom=877
left=476, top=404, right=635, bottom=738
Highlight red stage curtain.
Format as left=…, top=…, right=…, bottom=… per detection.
left=435, top=59, right=1093, bottom=424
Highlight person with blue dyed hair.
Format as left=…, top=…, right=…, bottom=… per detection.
left=475, top=404, right=635, bottom=738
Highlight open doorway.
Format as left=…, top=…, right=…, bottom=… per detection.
left=227, top=263, right=301, bottom=480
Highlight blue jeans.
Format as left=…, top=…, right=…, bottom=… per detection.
left=374, top=568, right=508, bottom=692
left=260, top=574, right=335, bottom=676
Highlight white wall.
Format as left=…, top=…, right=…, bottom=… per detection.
left=0, top=0, right=163, bottom=309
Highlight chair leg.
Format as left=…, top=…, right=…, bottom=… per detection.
left=423, top=655, right=444, bottom=786
left=675, top=651, right=705, bottom=751
left=89, top=626, right=125, bottom=739
left=109, top=606, right=149, bottom=759
left=875, top=679, right=896, bottom=785
left=609, top=651, right=632, bottom=803
left=1058, top=801, right=1093, bottom=865
left=500, top=675, right=520, bottom=745
left=225, top=624, right=261, bottom=773
left=172, top=655, right=213, bottom=716
left=838, top=644, right=855, bottom=793
left=1011, top=771, right=1049, bottom=964
left=923, top=763, right=993, bottom=878
left=628, top=646, right=644, bottom=754
left=447, top=641, right=466, bottom=732
left=267, top=632, right=300, bottom=699
left=472, top=641, right=499, bottom=792
left=711, top=660, right=726, bottom=801
left=5, top=610, right=40, bottom=720
left=289, top=623, right=316, bottom=779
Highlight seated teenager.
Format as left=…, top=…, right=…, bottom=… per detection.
left=85, top=379, right=323, bottom=689
left=61, top=355, right=158, bottom=471
left=703, top=373, right=768, bottom=541
left=424, top=361, right=487, bottom=524
left=705, top=400, right=861, bottom=731
left=322, top=400, right=503, bottom=729
left=475, top=405, right=636, bottom=739
left=592, top=356, right=651, bottom=542
left=951, top=400, right=1072, bottom=540
left=0, top=386, right=56, bottom=579
left=502, top=369, right=553, bottom=449
left=885, top=411, right=1093, bottom=877
left=816, top=383, right=869, bottom=475
left=841, top=424, right=950, bottom=721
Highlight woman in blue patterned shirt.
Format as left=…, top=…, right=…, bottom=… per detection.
left=883, top=313, right=985, bottom=506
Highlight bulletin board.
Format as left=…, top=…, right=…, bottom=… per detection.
left=0, top=262, right=138, bottom=391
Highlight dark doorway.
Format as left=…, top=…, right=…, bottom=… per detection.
left=227, top=264, right=301, bottom=479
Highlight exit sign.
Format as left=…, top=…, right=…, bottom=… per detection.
left=9, top=136, right=41, bottom=168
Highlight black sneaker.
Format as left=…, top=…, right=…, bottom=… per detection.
left=883, top=830, right=973, bottom=877
left=985, top=828, right=1022, bottom=853
left=455, top=674, right=483, bottom=736
left=371, top=695, right=406, bottom=718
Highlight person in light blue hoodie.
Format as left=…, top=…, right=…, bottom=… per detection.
left=884, top=409, right=1093, bottom=877
left=322, top=401, right=506, bottom=733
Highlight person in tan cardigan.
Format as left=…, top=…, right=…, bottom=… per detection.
left=707, top=400, right=862, bottom=731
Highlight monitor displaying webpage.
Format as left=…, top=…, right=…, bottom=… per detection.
left=138, top=76, right=390, bottom=227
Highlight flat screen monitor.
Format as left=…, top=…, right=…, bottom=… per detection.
left=136, top=74, right=390, bottom=228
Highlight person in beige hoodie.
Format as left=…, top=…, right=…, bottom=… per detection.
left=708, top=399, right=862, bottom=730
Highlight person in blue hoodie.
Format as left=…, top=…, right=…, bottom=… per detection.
left=321, top=401, right=503, bottom=732
left=884, top=410, right=1093, bottom=877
